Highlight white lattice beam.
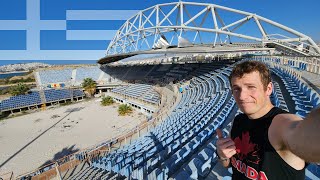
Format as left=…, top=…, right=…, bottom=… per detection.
left=105, top=1, right=320, bottom=56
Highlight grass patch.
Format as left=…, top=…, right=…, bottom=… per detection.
left=101, top=96, right=114, bottom=106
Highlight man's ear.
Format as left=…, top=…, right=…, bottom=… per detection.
left=266, top=82, right=273, bottom=96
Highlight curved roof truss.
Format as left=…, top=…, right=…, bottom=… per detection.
left=106, top=1, right=320, bottom=57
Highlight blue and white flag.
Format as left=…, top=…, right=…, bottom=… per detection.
left=0, top=0, right=150, bottom=61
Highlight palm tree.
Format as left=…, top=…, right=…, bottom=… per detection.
left=9, top=83, right=30, bottom=96
left=101, top=96, right=114, bottom=106
left=81, top=78, right=96, bottom=97
left=118, top=104, right=133, bottom=116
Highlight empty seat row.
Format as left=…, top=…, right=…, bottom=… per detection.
left=0, top=89, right=85, bottom=111
left=91, top=66, right=235, bottom=179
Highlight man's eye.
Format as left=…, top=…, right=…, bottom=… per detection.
left=233, top=88, right=240, bottom=92
left=248, top=86, right=256, bottom=89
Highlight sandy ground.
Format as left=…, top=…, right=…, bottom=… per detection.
left=0, top=99, right=146, bottom=176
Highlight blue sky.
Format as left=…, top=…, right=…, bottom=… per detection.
left=0, top=0, right=319, bottom=65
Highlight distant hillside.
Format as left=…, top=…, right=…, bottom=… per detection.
left=0, top=63, right=52, bottom=73
left=36, top=64, right=98, bottom=71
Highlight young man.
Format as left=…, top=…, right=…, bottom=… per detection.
left=216, top=61, right=320, bottom=179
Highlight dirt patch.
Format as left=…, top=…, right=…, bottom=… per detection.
left=63, top=125, right=72, bottom=128
left=8, top=71, right=34, bottom=81
left=50, top=115, right=60, bottom=119
left=34, top=118, right=42, bottom=123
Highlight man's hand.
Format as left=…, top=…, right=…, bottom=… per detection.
left=216, top=129, right=237, bottom=160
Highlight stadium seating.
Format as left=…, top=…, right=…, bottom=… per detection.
left=112, top=84, right=160, bottom=105
left=306, top=164, right=320, bottom=180
left=0, top=89, right=85, bottom=112
left=44, top=89, right=85, bottom=103
left=0, top=91, right=41, bottom=111
left=38, top=68, right=73, bottom=85
left=86, top=66, right=237, bottom=179
left=271, top=66, right=320, bottom=117
left=75, top=67, right=102, bottom=82
left=142, top=91, right=160, bottom=104
left=36, top=66, right=121, bottom=87
left=271, top=81, right=289, bottom=112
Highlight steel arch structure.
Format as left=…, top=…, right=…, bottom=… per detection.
left=105, top=1, right=320, bottom=57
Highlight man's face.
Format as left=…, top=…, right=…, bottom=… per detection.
left=231, top=71, right=272, bottom=118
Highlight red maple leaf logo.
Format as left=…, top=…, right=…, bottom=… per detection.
left=234, top=132, right=257, bottom=161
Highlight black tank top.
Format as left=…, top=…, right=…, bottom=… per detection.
left=230, top=107, right=306, bottom=180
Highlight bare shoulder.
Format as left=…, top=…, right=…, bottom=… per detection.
left=271, top=113, right=303, bottom=131
left=273, top=113, right=303, bottom=122
left=269, top=113, right=305, bottom=170
left=269, top=113, right=303, bottom=150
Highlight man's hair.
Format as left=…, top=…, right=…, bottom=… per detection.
left=229, top=61, right=271, bottom=90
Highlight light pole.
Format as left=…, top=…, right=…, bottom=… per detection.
left=69, top=77, right=74, bottom=102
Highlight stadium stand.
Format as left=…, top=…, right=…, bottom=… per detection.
left=111, top=84, right=160, bottom=105
left=142, top=91, right=160, bottom=105
left=75, top=67, right=101, bottom=81
left=62, top=65, right=237, bottom=179
left=44, top=89, right=85, bottom=103
left=306, top=164, right=320, bottom=180
left=271, top=66, right=320, bottom=118
left=147, top=64, right=175, bottom=80
left=100, top=66, right=128, bottom=81
left=12, top=59, right=320, bottom=180
left=0, top=89, right=85, bottom=112
left=36, top=66, right=121, bottom=88
left=0, top=91, right=41, bottom=111
left=38, top=68, right=73, bottom=85
left=270, top=81, right=289, bottom=112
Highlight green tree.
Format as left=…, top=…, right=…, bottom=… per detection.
left=81, top=78, right=97, bottom=97
left=9, top=83, right=30, bottom=96
left=118, top=104, right=133, bottom=116
left=101, top=96, right=114, bottom=106
left=5, top=78, right=9, bottom=84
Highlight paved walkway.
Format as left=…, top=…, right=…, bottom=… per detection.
left=301, top=71, right=320, bottom=95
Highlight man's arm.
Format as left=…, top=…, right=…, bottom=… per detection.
left=270, top=108, right=320, bottom=162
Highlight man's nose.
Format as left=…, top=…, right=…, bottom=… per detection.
left=239, top=89, right=248, bottom=101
